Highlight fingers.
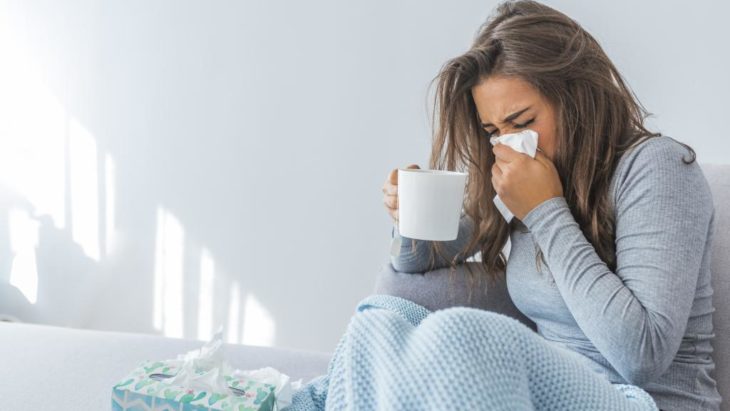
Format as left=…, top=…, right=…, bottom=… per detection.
left=533, top=149, right=552, bottom=167
left=491, top=163, right=502, bottom=193
left=388, top=168, right=398, bottom=184
left=492, top=144, right=518, bottom=163
left=388, top=164, right=420, bottom=185
left=533, top=149, right=544, bottom=164
left=384, top=197, right=399, bottom=222
left=382, top=170, right=398, bottom=195
left=383, top=193, right=398, bottom=209
left=383, top=164, right=418, bottom=223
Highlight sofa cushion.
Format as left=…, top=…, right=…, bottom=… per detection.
left=0, top=322, right=331, bottom=409
left=702, top=163, right=730, bottom=410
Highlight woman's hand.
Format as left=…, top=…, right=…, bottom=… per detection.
left=383, top=164, right=421, bottom=223
left=491, top=144, right=563, bottom=221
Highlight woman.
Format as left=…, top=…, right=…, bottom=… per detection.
left=290, top=1, right=722, bottom=410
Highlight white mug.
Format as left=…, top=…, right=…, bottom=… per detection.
left=396, top=168, right=468, bottom=241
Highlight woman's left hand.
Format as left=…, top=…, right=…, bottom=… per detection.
left=491, top=144, right=564, bottom=221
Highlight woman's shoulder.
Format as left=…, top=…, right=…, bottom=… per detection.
left=615, top=135, right=694, bottom=172
left=610, top=134, right=711, bottom=206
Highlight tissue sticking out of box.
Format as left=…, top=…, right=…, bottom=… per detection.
left=160, top=326, right=302, bottom=409
left=234, top=367, right=303, bottom=409
left=160, top=327, right=233, bottom=394
left=489, top=129, right=539, bottom=222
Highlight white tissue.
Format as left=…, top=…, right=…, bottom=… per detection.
left=233, top=367, right=303, bottom=410
left=161, top=327, right=301, bottom=410
left=489, top=129, right=539, bottom=222
left=161, top=328, right=233, bottom=393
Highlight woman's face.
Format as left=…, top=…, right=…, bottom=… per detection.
left=471, top=75, right=557, bottom=160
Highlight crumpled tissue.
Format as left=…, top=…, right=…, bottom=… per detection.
left=159, top=328, right=233, bottom=395
left=113, top=326, right=304, bottom=410
left=160, top=328, right=303, bottom=410
left=234, top=367, right=303, bottom=410
left=489, top=129, right=539, bottom=222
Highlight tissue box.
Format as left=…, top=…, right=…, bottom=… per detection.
left=112, top=360, right=277, bottom=411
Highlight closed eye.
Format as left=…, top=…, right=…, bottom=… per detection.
left=483, top=118, right=535, bottom=138
left=514, top=118, right=535, bottom=129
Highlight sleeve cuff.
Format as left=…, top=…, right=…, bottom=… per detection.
left=521, top=196, right=569, bottom=230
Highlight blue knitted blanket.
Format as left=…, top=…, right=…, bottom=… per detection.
left=285, top=294, right=658, bottom=410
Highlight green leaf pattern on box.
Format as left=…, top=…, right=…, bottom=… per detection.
left=111, top=359, right=276, bottom=411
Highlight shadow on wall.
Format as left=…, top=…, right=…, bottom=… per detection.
left=0, top=185, right=97, bottom=325
left=0, top=89, right=275, bottom=346
left=0, top=16, right=275, bottom=345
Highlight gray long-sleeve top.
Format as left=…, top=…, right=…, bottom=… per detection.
left=390, top=136, right=722, bottom=411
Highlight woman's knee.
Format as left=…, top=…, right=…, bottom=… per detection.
left=424, top=307, right=533, bottom=344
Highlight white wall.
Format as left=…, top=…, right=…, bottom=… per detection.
left=1, top=0, right=728, bottom=352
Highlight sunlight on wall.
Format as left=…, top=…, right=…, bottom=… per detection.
left=197, top=247, right=215, bottom=341
left=153, top=206, right=185, bottom=338
left=69, top=118, right=100, bottom=261
left=105, top=154, right=117, bottom=257
left=8, top=209, right=40, bottom=304
left=227, top=281, right=242, bottom=344
left=1, top=15, right=68, bottom=306
left=0, top=5, right=281, bottom=347
left=0, top=28, right=65, bottom=230
left=242, top=293, right=276, bottom=347
left=0, top=4, right=277, bottom=345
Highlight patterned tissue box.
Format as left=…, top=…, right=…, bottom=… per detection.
left=111, top=359, right=277, bottom=411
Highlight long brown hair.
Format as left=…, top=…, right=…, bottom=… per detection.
left=411, top=0, right=696, bottom=302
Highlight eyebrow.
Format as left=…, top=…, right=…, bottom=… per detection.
left=480, top=106, right=532, bottom=128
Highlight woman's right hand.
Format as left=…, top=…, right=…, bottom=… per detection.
left=382, top=164, right=420, bottom=224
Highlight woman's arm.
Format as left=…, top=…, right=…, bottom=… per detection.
left=390, top=211, right=480, bottom=273
left=521, top=138, right=713, bottom=386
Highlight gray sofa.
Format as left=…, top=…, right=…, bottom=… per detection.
left=0, top=321, right=332, bottom=409
left=374, top=163, right=729, bottom=411
left=1, top=165, right=725, bottom=409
